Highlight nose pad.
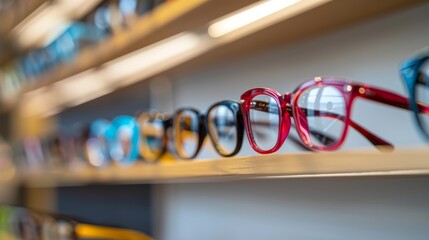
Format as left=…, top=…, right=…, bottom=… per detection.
left=295, top=107, right=312, bottom=146
left=280, top=105, right=292, bottom=144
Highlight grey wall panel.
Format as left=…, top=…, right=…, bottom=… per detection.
left=156, top=177, right=429, bottom=240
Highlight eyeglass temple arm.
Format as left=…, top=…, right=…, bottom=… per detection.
left=359, top=85, right=429, bottom=114
left=75, top=223, right=153, bottom=240
left=250, top=100, right=393, bottom=148
left=300, top=108, right=393, bottom=148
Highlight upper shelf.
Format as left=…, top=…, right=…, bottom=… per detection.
left=0, top=0, right=47, bottom=65
left=16, top=148, right=429, bottom=187
left=22, top=0, right=259, bottom=90
left=170, top=0, right=427, bottom=75
left=1, top=0, right=258, bottom=111
left=4, top=0, right=426, bottom=115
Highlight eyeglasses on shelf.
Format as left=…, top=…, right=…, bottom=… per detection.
left=240, top=76, right=429, bottom=154
left=137, top=112, right=172, bottom=162
left=85, top=116, right=140, bottom=167
left=0, top=205, right=152, bottom=240
left=139, top=100, right=244, bottom=161
left=83, top=100, right=245, bottom=164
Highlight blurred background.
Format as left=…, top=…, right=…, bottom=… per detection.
left=1, top=0, right=429, bottom=239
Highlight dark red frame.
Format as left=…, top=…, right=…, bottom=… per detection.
left=240, top=77, right=429, bottom=154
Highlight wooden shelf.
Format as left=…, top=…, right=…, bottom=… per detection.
left=1, top=0, right=258, bottom=111
left=7, top=0, right=425, bottom=115
left=0, top=0, right=48, bottom=65
left=18, top=148, right=429, bottom=187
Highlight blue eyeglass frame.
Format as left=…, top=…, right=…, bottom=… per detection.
left=106, top=115, right=140, bottom=165
left=400, top=48, right=429, bottom=141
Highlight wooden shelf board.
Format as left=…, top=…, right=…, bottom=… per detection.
left=1, top=0, right=258, bottom=111
left=0, top=0, right=48, bottom=35
left=31, top=0, right=426, bottom=114
left=0, top=0, right=48, bottom=65
left=3, top=0, right=425, bottom=114
left=20, top=148, right=429, bottom=187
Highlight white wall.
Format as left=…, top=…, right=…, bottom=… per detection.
left=155, top=2, right=429, bottom=239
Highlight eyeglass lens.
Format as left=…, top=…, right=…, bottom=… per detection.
left=107, top=116, right=140, bottom=164
left=296, top=85, right=346, bottom=148
left=139, top=116, right=166, bottom=161
left=86, top=120, right=111, bottom=167
left=174, top=110, right=200, bottom=158
left=249, top=94, right=280, bottom=151
left=415, top=59, right=429, bottom=135
left=207, top=104, right=237, bottom=155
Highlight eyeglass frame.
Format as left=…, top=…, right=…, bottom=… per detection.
left=240, top=77, right=429, bottom=154
left=138, top=100, right=244, bottom=161
left=400, top=49, right=429, bottom=141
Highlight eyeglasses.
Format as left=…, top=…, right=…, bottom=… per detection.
left=137, top=112, right=172, bottom=162
left=85, top=119, right=112, bottom=167
left=138, top=100, right=244, bottom=161
left=401, top=48, right=429, bottom=141
left=240, top=77, right=429, bottom=153
left=105, top=116, right=140, bottom=165
left=0, top=205, right=152, bottom=240
left=15, top=134, right=79, bottom=171
left=85, top=116, right=140, bottom=167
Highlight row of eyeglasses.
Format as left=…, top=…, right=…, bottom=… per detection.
left=14, top=48, right=429, bottom=169
left=0, top=205, right=152, bottom=240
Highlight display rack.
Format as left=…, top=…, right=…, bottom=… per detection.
left=1, top=0, right=258, bottom=110
left=3, top=0, right=424, bottom=114
left=1, top=2, right=428, bottom=238
left=16, top=148, right=429, bottom=188
left=0, top=0, right=426, bottom=191
left=19, top=0, right=260, bottom=91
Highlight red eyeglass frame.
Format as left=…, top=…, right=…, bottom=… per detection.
left=240, top=77, right=429, bottom=154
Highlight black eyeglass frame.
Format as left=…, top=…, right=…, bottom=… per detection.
left=138, top=100, right=244, bottom=161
